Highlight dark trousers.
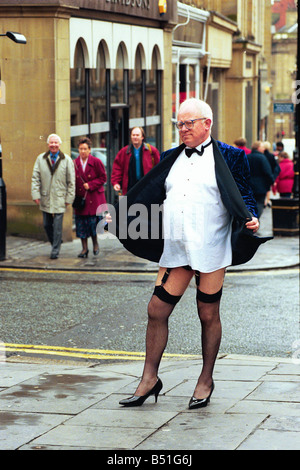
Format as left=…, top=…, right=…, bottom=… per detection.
left=42, top=212, right=64, bottom=256
left=254, top=194, right=266, bottom=219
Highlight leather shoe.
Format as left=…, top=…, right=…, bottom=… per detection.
left=188, top=381, right=214, bottom=410
left=119, top=378, right=163, bottom=407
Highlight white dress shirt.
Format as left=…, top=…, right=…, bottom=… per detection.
left=159, top=138, right=232, bottom=273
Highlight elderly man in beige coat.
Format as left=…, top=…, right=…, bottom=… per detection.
left=31, top=134, right=75, bottom=259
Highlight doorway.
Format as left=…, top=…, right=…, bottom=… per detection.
left=108, top=104, right=129, bottom=203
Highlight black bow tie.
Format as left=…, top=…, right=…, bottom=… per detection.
left=185, top=140, right=212, bottom=158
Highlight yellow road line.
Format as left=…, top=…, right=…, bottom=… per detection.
left=1, top=343, right=201, bottom=361
left=0, top=267, right=156, bottom=276
left=0, top=266, right=298, bottom=277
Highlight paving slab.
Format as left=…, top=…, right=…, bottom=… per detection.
left=27, top=424, right=157, bottom=450
left=0, top=411, right=70, bottom=450
left=136, top=413, right=267, bottom=450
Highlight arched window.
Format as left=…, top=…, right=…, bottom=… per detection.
left=145, top=46, right=162, bottom=148
left=129, top=45, right=144, bottom=119
left=111, top=43, right=127, bottom=104
left=70, top=40, right=87, bottom=129
left=91, top=41, right=107, bottom=124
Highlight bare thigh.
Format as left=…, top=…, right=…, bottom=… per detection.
left=197, top=268, right=226, bottom=294
left=155, top=267, right=194, bottom=296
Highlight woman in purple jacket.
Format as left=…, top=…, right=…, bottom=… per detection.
left=74, top=137, right=107, bottom=257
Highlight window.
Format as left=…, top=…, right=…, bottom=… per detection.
left=70, top=40, right=87, bottom=128
left=129, top=46, right=143, bottom=119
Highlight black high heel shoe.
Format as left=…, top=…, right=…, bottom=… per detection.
left=188, top=381, right=214, bottom=410
left=78, top=250, right=89, bottom=258
left=119, top=378, right=163, bottom=407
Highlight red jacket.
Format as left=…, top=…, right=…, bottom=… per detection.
left=274, top=158, right=294, bottom=194
left=74, top=155, right=107, bottom=215
left=111, top=143, right=160, bottom=195
left=237, top=145, right=251, bottom=155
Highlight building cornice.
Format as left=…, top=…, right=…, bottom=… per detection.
left=233, top=38, right=262, bottom=54
left=208, top=10, right=238, bottom=34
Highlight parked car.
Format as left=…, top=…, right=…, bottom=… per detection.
left=71, top=147, right=107, bottom=167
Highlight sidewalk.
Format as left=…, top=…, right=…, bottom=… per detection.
left=0, top=207, right=299, bottom=451
left=0, top=354, right=299, bottom=450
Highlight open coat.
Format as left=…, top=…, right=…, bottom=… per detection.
left=111, top=142, right=160, bottom=195
left=112, top=139, right=271, bottom=266
left=31, top=150, right=75, bottom=214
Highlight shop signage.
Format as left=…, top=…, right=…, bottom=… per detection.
left=85, top=0, right=176, bottom=21
left=273, top=102, right=294, bottom=113
left=106, top=0, right=150, bottom=9
left=3, top=0, right=177, bottom=23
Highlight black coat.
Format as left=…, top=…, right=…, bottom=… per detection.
left=247, top=150, right=274, bottom=195
left=111, top=139, right=272, bottom=266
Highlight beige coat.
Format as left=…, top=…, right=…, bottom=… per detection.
left=31, top=150, right=75, bottom=213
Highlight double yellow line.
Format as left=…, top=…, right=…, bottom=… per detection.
left=1, top=343, right=201, bottom=361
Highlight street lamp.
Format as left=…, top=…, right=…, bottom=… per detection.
left=0, top=31, right=26, bottom=260
left=0, top=31, right=27, bottom=44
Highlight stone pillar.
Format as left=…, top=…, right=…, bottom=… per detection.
left=0, top=9, right=72, bottom=240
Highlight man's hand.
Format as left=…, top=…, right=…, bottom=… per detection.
left=34, top=199, right=40, bottom=205
left=246, top=217, right=259, bottom=233
left=105, top=213, right=112, bottom=224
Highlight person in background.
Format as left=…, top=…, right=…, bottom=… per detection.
left=31, top=134, right=75, bottom=259
left=274, top=141, right=284, bottom=156
left=111, top=127, right=160, bottom=195
left=74, top=137, right=107, bottom=257
left=272, top=152, right=294, bottom=198
left=246, top=141, right=274, bottom=218
left=233, top=137, right=251, bottom=155
left=263, top=141, right=281, bottom=207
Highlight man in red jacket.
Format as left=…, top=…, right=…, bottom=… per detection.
left=111, top=127, right=160, bottom=195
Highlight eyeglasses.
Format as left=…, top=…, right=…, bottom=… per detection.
left=175, top=118, right=207, bottom=130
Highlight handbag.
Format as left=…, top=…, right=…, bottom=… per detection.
left=72, top=194, right=86, bottom=210
left=73, top=161, right=87, bottom=210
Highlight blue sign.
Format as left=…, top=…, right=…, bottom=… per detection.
left=273, top=103, right=294, bottom=113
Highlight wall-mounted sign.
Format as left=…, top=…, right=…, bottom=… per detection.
left=273, top=102, right=294, bottom=113
left=102, top=0, right=174, bottom=21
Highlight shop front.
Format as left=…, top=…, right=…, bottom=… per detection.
left=0, top=0, right=177, bottom=239
left=69, top=17, right=166, bottom=203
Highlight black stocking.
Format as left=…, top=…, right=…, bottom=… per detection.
left=195, top=299, right=222, bottom=395
left=135, top=295, right=175, bottom=396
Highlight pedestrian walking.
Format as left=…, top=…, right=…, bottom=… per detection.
left=272, top=151, right=294, bottom=198
left=246, top=141, right=274, bottom=218
left=274, top=141, right=284, bottom=156
left=111, top=98, right=270, bottom=409
left=111, top=127, right=160, bottom=195
left=73, top=137, right=107, bottom=257
left=233, top=137, right=251, bottom=155
left=31, top=134, right=75, bottom=259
